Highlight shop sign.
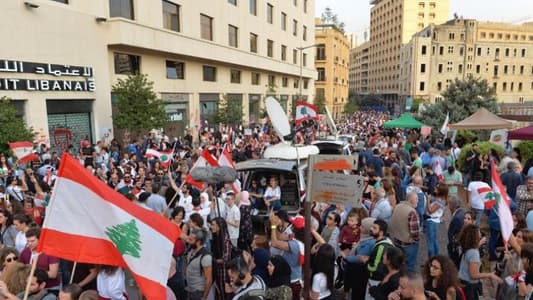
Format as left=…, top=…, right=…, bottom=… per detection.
left=0, top=59, right=95, bottom=92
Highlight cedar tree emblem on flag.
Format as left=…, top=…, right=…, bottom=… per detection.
left=105, top=219, right=142, bottom=258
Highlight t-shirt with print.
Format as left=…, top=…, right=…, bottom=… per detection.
left=467, top=181, right=491, bottom=210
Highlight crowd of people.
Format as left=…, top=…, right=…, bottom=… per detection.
left=0, top=110, right=532, bottom=300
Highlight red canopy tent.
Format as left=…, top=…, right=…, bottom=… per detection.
left=508, top=125, right=533, bottom=140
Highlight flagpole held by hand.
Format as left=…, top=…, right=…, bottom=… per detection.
left=70, top=262, right=77, bottom=284
left=23, top=253, right=40, bottom=300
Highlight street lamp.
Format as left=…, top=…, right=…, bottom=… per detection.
left=297, top=44, right=320, bottom=103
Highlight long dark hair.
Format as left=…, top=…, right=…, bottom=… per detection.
left=268, top=255, right=291, bottom=288
left=312, top=244, right=335, bottom=291
left=423, top=255, right=458, bottom=291
left=211, top=217, right=231, bottom=260
left=0, top=210, right=13, bottom=227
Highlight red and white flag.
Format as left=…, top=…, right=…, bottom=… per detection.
left=185, top=148, right=218, bottom=189
left=490, top=160, right=513, bottom=244
left=218, top=147, right=241, bottom=194
left=37, top=154, right=180, bottom=300
left=145, top=148, right=173, bottom=167
left=9, top=141, right=39, bottom=163
left=295, top=101, right=319, bottom=125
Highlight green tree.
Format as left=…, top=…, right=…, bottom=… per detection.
left=0, top=97, right=34, bottom=155
left=314, top=92, right=326, bottom=114
left=321, top=7, right=346, bottom=33
left=112, top=74, right=169, bottom=138
left=214, top=94, right=244, bottom=126
left=344, top=94, right=359, bottom=115
left=359, top=94, right=384, bottom=108
left=419, top=75, right=498, bottom=130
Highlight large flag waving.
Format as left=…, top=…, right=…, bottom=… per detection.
left=295, top=101, right=319, bottom=125
left=440, top=113, right=449, bottom=136
left=218, top=147, right=241, bottom=194
left=9, top=141, right=39, bottom=163
left=38, top=154, right=180, bottom=300
left=185, top=148, right=218, bottom=189
left=489, top=160, right=513, bottom=244
left=146, top=148, right=173, bottom=167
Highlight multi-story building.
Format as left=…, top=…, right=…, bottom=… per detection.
left=400, top=18, right=533, bottom=104
left=0, top=0, right=315, bottom=152
left=367, top=0, right=449, bottom=110
left=315, top=19, right=350, bottom=118
left=351, top=42, right=371, bottom=95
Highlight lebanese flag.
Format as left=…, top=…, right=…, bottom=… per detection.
left=490, top=160, right=513, bottom=244
left=185, top=148, right=218, bottom=189
left=218, top=147, right=241, bottom=194
left=435, top=160, right=444, bottom=182
left=479, top=185, right=495, bottom=210
left=295, top=101, right=319, bottom=125
left=440, top=113, right=450, bottom=136
left=37, top=154, right=180, bottom=300
left=146, top=148, right=173, bottom=167
left=9, top=141, right=39, bottom=163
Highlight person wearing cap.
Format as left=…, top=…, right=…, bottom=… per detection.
left=269, top=212, right=304, bottom=300
left=185, top=228, right=213, bottom=300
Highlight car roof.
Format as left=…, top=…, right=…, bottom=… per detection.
left=263, top=143, right=319, bottom=160
left=235, top=159, right=298, bottom=172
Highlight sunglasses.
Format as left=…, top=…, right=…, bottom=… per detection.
left=5, top=256, right=17, bottom=263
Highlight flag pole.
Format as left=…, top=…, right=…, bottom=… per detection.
left=23, top=253, right=40, bottom=300
left=69, top=262, right=77, bottom=284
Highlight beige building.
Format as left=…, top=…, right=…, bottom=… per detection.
left=351, top=41, right=371, bottom=95
left=367, top=0, right=449, bottom=110
left=400, top=18, right=533, bottom=104
left=315, top=19, right=350, bottom=118
left=0, top=0, right=315, bottom=152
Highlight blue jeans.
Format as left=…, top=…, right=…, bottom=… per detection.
left=489, top=228, right=500, bottom=261
left=401, top=243, right=419, bottom=273
left=474, top=209, right=483, bottom=227
left=425, top=220, right=439, bottom=258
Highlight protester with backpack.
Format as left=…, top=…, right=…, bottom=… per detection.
left=186, top=228, right=213, bottom=300
left=365, top=219, right=396, bottom=290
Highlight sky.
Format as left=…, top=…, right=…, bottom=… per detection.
left=315, top=0, right=533, bottom=41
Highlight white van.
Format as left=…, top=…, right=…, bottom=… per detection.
left=235, top=143, right=318, bottom=215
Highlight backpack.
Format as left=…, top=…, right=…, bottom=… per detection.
left=455, top=285, right=467, bottom=300
left=188, top=247, right=214, bottom=277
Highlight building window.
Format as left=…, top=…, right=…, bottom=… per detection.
left=522, top=49, right=526, bottom=57
left=51, top=0, right=68, bottom=3
left=437, top=82, right=442, bottom=91
left=282, top=77, right=288, bottom=87
left=494, top=65, right=499, bottom=76
left=521, top=65, right=525, bottom=74
left=281, top=12, right=287, bottom=31
left=458, top=64, right=463, bottom=73
left=519, top=82, right=523, bottom=91
left=477, top=48, right=482, bottom=56
left=303, top=26, right=307, bottom=41
left=439, top=46, right=444, bottom=55
left=503, top=82, right=507, bottom=91
left=228, top=0, right=237, bottom=5
left=493, top=82, right=497, bottom=91
left=293, top=79, right=299, bottom=89
left=251, top=72, right=260, bottom=85
left=449, top=33, right=455, bottom=40
left=429, top=2, right=435, bottom=8
left=268, top=75, right=275, bottom=87
left=230, top=69, right=241, bottom=83
left=250, top=33, right=258, bottom=53
left=303, top=0, right=307, bottom=13
left=505, top=48, right=510, bottom=57
left=203, top=65, right=216, bottom=82
left=504, top=65, right=508, bottom=74
left=267, top=3, right=273, bottom=24
left=420, top=63, right=426, bottom=73
left=317, top=68, right=326, bottom=81
left=267, top=40, right=274, bottom=58
left=162, top=1, right=180, bottom=32
left=419, top=82, right=425, bottom=91
left=109, top=0, right=134, bottom=19
left=293, top=49, right=298, bottom=64
left=281, top=45, right=287, bottom=61
left=293, top=0, right=297, bottom=6
left=476, top=65, right=481, bottom=73
left=438, top=64, right=443, bottom=73
left=293, top=19, right=298, bottom=36
left=316, top=44, right=326, bottom=60
left=200, top=14, right=213, bottom=40
left=166, top=60, right=184, bottom=79
left=114, top=53, right=140, bottom=75
left=303, top=53, right=307, bottom=66
left=418, top=2, right=425, bottom=9
left=249, top=0, right=257, bottom=15
left=303, top=79, right=309, bottom=89
left=448, top=46, right=454, bottom=54
left=228, top=25, right=238, bottom=48
left=421, top=45, right=427, bottom=55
